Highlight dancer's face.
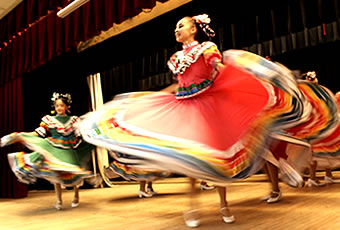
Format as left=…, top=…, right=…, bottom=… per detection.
left=174, top=17, right=197, bottom=44
left=54, top=99, right=67, bottom=115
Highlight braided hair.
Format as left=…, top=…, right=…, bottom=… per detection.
left=190, top=14, right=215, bottom=43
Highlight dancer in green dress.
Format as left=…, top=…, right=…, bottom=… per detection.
left=1, top=92, right=96, bottom=210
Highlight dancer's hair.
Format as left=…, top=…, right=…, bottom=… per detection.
left=51, top=92, right=72, bottom=114
left=188, top=14, right=215, bottom=43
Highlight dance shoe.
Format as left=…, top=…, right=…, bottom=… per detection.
left=200, top=183, right=215, bottom=190
left=325, top=176, right=340, bottom=184
left=260, top=194, right=271, bottom=201
left=307, top=178, right=325, bottom=187
left=267, top=191, right=282, bottom=204
left=220, top=207, right=235, bottom=223
left=71, top=200, right=79, bottom=208
left=146, top=188, right=157, bottom=195
left=138, top=190, right=152, bottom=198
left=55, top=201, right=62, bottom=210
left=184, top=209, right=200, bottom=228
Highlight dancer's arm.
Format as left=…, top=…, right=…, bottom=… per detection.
left=19, top=131, right=39, bottom=136
left=28, top=131, right=39, bottom=136
left=215, top=62, right=225, bottom=72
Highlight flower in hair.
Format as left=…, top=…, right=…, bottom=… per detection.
left=192, top=14, right=211, bottom=25
left=51, top=92, right=72, bottom=108
left=192, top=14, right=215, bottom=38
left=306, top=71, right=316, bottom=79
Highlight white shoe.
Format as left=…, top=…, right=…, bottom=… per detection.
left=260, top=194, right=271, bottom=201
left=222, top=215, right=235, bottom=224
left=184, top=209, right=200, bottom=228
left=71, top=201, right=79, bottom=208
left=55, top=202, right=62, bottom=210
left=146, top=188, right=157, bottom=195
left=267, top=191, right=282, bottom=204
left=220, top=207, right=235, bottom=223
left=307, top=178, right=325, bottom=187
left=200, top=183, right=215, bottom=190
left=138, top=190, right=152, bottom=198
left=324, top=176, right=340, bottom=184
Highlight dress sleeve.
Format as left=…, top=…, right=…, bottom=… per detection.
left=34, top=115, right=50, bottom=137
left=72, top=116, right=81, bottom=137
left=167, top=51, right=181, bottom=79
left=202, top=43, right=222, bottom=70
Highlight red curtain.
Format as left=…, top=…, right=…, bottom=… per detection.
left=0, top=77, right=27, bottom=198
left=0, top=0, right=167, bottom=198
left=0, top=0, right=168, bottom=85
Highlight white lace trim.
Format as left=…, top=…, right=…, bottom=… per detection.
left=42, top=115, right=79, bottom=136
left=168, top=41, right=217, bottom=75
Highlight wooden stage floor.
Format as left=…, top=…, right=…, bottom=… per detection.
left=1, top=172, right=340, bottom=230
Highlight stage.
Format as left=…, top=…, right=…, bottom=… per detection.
left=1, top=173, right=340, bottom=230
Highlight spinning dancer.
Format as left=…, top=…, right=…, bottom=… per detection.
left=78, top=14, right=312, bottom=227
left=1, top=92, right=97, bottom=210
left=307, top=88, right=340, bottom=187
left=261, top=72, right=339, bottom=203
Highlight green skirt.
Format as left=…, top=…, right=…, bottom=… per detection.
left=3, top=132, right=95, bottom=187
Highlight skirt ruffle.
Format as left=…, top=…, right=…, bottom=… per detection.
left=2, top=132, right=94, bottom=187
left=311, top=121, right=340, bottom=170
left=225, top=50, right=340, bottom=178
left=105, top=152, right=170, bottom=181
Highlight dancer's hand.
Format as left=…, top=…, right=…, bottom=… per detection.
left=0, top=132, right=19, bottom=147
left=215, top=62, right=225, bottom=72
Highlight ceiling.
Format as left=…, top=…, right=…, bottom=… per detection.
left=0, top=0, right=22, bottom=20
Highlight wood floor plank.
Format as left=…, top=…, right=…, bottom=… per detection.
left=1, top=172, right=340, bottom=230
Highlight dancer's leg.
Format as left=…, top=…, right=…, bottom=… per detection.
left=138, top=181, right=152, bottom=198
left=308, top=160, right=325, bottom=186
left=217, top=186, right=235, bottom=223
left=184, top=178, right=200, bottom=228
left=72, top=186, right=79, bottom=208
left=265, top=162, right=282, bottom=203
left=147, top=181, right=157, bottom=195
left=266, top=162, right=280, bottom=193
left=54, top=183, right=62, bottom=210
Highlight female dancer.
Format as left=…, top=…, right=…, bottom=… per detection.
left=1, top=92, right=96, bottom=210
left=78, top=14, right=309, bottom=227
left=261, top=72, right=339, bottom=202
left=307, top=89, right=340, bottom=186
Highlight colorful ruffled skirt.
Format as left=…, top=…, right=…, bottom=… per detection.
left=1, top=132, right=94, bottom=187
left=78, top=50, right=313, bottom=186
left=280, top=82, right=340, bottom=171
left=263, top=81, right=339, bottom=177
left=311, top=119, right=340, bottom=170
